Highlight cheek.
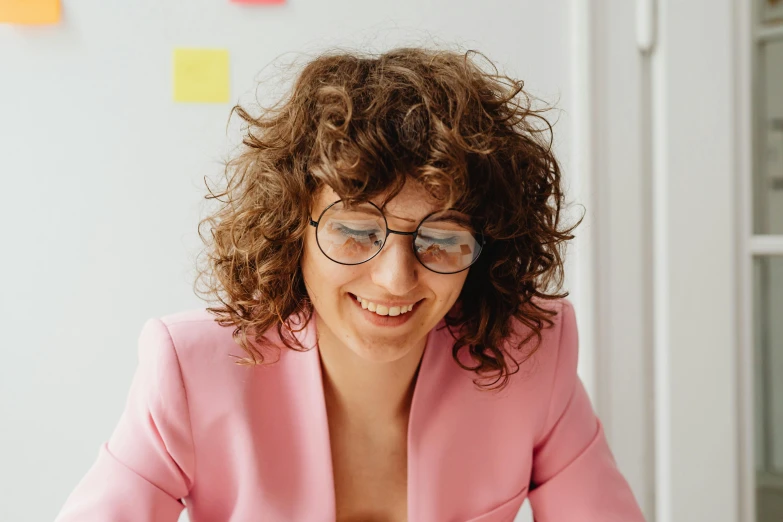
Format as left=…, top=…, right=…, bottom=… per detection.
left=301, top=235, right=359, bottom=303
left=423, top=272, right=468, bottom=307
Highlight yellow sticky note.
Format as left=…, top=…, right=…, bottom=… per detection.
left=0, top=0, right=61, bottom=24
left=173, top=48, right=230, bottom=104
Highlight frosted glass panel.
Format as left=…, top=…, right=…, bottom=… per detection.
left=754, top=256, right=783, bottom=521
left=755, top=38, right=783, bottom=235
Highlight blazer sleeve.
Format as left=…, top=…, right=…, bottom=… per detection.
left=55, top=318, right=195, bottom=522
left=527, top=300, right=646, bottom=521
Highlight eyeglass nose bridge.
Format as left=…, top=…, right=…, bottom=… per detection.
left=374, top=226, right=419, bottom=254
left=387, top=228, right=417, bottom=236
left=385, top=228, right=418, bottom=244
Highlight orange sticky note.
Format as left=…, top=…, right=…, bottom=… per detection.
left=173, top=48, right=230, bottom=104
left=0, top=0, right=61, bottom=24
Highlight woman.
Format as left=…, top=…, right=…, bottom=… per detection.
left=56, top=47, right=645, bottom=521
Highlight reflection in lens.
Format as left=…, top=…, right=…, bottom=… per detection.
left=317, top=203, right=386, bottom=264
left=415, top=214, right=481, bottom=273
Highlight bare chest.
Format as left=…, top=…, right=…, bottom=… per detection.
left=328, top=422, right=409, bottom=522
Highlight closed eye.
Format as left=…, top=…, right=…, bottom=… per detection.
left=333, top=223, right=382, bottom=241
left=418, top=234, right=459, bottom=246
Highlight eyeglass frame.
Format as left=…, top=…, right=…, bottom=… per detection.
left=308, top=199, right=486, bottom=274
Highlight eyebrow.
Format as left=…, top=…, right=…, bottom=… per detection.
left=385, top=209, right=472, bottom=224
left=384, top=212, right=418, bottom=223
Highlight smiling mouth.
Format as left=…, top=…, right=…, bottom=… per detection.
left=348, top=293, right=420, bottom=317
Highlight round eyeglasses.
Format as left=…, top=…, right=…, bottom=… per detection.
left=308, top=200, right=485, bottom=274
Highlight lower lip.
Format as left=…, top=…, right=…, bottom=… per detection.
left=348, top=294, right=418, bottom=327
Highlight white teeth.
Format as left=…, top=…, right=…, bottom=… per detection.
left=353, top=295, right=417, bottom=317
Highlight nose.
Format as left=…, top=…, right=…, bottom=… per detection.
left=369, top=232, right=420, bottom=296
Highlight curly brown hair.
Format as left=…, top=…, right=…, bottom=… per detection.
left=194, top=46, right=583, bottom=391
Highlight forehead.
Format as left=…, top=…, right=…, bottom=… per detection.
left=315, top=183, right=445, bottom=219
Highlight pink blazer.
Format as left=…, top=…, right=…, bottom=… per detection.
left=55, top=298, right=645, bottom=522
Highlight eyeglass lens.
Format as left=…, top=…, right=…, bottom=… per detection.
left=315, top=201, right=481, bottom=273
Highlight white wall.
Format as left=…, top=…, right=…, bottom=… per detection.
left=0, top=1, right=575, bottom=521
left=651, top=0, right=739, bottom=520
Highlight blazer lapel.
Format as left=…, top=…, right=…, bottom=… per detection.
left=407, top=322, right=534, bottom=522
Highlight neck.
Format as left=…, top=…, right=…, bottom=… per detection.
left=316, top=317, right=425, bottom=425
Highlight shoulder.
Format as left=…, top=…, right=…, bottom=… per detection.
left=442, top=297, right=576, bottom=396
left=134, top=308, right=302, bottom=413
left=158, top=308, right=226, bottom=333
left=488, top=296, right=578, bottom=413
left=528, top=295, right=574, bottom=327
left=533, top=296, right=578, bottom=374
left=137, top=308, right=236, bottom=356
left=533, top=296, right=577, bottom=362
left=505, top=296, right=576, bottom=371
left=520, top=297, right=582, bottom=437
left=136, top=307, right=290, bottom=378
left=485, top=297, right=580, bottom=445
